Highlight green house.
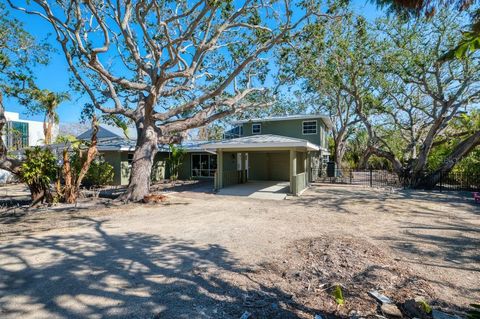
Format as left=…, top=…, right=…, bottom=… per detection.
left=207, top=114, right=331, bottom=195
left=78, top=114, right=331, bottom=196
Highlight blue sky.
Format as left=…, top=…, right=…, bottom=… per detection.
left=5, top=1, right=383, bottom=123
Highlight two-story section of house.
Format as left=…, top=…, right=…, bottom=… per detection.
left=235, top=114, right=330, bottom=153
left=205, top=114, right=332, bottom=195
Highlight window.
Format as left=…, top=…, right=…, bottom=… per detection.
left=302, top=120, right=317, bottom=135
left=252, top=123, right=261, bottom=134
left=6, top=121, right=29, bottom=150
left=224, top=125, right=243, bottom=139
left=127, top=153, right=134, bottom=166
left=191, top=154, right=217, bottom=177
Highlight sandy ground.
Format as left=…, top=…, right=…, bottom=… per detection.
left=0, top=183, right=479, bottom=318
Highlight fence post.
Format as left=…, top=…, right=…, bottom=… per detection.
left=439, top=170, right=442, bottom=192
left=369, top=168, right=373, bottom=187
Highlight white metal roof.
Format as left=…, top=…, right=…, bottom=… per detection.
left=203, top=134, right=320, bottom=151
left=77, top=124, right=137, bottom=140
left=95, top=137, right=212, bottom=152
left=233, top=114, right=332, bottom=128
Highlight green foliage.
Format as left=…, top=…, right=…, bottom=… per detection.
left=372, top=0, right=480, bottom=60
left=29, top=89, right=69, bottom=121
left=167, top=144, right=186, bottom=181
left=81, top=158, right=114, bottom=187
left=101, top=114, right=132, bottom=139
left=0, top=3, right=51, bottom=101
left=69, top=151, right=113, bottom=187
left=428, top=111, right=480, bottom=175
left=19, top=147, right=57, bottom=188
left=332, top=285, right=344, bottom=305
left=417, top=300, right=432, bottom=314
left=441, top=31, right=480, bottom=60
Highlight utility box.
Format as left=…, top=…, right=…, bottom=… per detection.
left=326, top=161, right=337, bottom=177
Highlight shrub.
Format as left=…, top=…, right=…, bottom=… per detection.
left=82, top=158, right=114, bottom=187
left=19, top=147, right=58, bottom=202
left=167, top=144, right=186, bottom=181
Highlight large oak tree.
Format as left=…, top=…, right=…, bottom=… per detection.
left=11, top=0, right=322, bottom=201
left=371, top=10, right=480, bottom=187
left=280, top=12, right=362, bottom=169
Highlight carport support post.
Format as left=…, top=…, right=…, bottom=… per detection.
left=290, top=150, right=297, bottom=194
left=217, top=150, right=223, bottom=189
left=304, top=151, right=308, bottom=184
left=241, top=152, right=247, bottom=183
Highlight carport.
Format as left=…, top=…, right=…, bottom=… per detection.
left=203, top=134, right=320, bottom=196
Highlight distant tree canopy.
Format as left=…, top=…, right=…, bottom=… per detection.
left=373, top=0, right=480, bottom=59
left=280, top=6, right=479, bottom=187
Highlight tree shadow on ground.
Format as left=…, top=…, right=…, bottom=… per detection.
left=292, top=184, right=479, bottom=216
left=0, top=217, right=314, bottom=319
left=375, top=219, right=480, bottom=272
left=373, top=220, right=480, bottom=303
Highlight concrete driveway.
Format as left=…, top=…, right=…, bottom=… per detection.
left=216, top=180, right=290, bottom=200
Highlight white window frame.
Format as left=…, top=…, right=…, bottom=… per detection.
left=302, top=120, right=317, bottom=135
left=252, top=123, right=261, bottom=134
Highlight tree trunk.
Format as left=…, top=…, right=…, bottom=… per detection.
left=334, top=132, right=347, bottom=170
left=0, top=93, right=22, bottom=175
left=414, top=130, right=480, bottom=189
left=29, top=183, right=45, bottom=206
left=60, top=116, right=98, bottom=204
left=412, top=115, right=444, bottom=177
left=121, top=123, right=159, bottom=202
left=74, top=117, right=98, bottom=190
left=28, top=182, right=53, bottom=207
left=358, top=149, right=371, bottom=169
left=62, top=148, right=76, bottom=204
left=43, top=114, right=54, bottom=145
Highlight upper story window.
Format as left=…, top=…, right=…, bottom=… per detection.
left=224, top=125, right=243, bottom=139
left=302, top=120, right=317, bottom=135
left=252, top=123, right=261, bottom=134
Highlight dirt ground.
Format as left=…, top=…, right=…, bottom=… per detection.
left=0, top=183, right=478, bottom=318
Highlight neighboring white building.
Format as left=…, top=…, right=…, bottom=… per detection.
left=3, top=111, right=58, bottom=149
left=0, top=111, right=59, bottom=183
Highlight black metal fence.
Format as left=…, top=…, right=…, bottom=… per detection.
left=430, top=170, right=480, bottom=191
left=311, top=168, right=480, bottom=191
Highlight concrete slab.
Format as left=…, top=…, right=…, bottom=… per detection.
left=216, top=180, right=290, bottom=200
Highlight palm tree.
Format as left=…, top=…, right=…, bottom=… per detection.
left=32, top=89, right=69, bottom=145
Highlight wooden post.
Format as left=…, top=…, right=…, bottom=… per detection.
left=304, top=151, right=307, bottom=186
left=241, top=152, right=247, bottom=183
left=217, top=150, right=223, bottom=189
left=290, top=149, right=297, bottom=194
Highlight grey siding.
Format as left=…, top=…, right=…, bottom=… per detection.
left=102, top=151, right=122, bottom=185
left=248, top=151, right=289, bottom=181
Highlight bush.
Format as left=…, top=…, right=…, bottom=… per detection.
left=82, top=158, right=114, bottom=187
left=19, top=147, right=58, bottom=202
